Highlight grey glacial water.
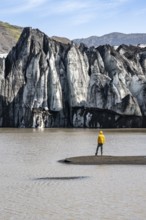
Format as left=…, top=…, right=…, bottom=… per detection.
left=0, top=128, right=146, bottom=220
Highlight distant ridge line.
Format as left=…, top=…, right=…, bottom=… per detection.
left=73, top=32, right=146, bottom=47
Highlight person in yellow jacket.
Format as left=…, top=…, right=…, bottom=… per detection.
left=95, top=131, right=105, bottom=156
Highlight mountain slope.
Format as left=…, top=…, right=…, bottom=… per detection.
left=0, top=21, right=23, bottom=54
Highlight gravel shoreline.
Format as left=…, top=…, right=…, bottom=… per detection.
left=60, top=155, right=146, bottom=165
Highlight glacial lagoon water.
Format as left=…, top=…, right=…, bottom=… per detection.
left=0, top=128, right=146, bottom=220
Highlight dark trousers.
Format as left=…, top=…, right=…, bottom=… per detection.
left=95, top=143, right=103, bottom=155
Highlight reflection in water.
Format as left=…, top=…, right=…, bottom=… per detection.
left=0, top=128, right=146, bottom=220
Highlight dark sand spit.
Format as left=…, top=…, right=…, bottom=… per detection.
left=60, top=155, right=146, bottom=165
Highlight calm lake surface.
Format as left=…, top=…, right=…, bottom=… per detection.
left=0, top=128, right=146, bottom=220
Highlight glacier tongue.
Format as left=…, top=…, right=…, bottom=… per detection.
left=0, top=28, right=146, bottom=128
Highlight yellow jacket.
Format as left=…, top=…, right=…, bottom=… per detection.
left=97, top=131, right=105, bottom=144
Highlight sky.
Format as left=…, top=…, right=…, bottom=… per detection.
left=0, top=0, right=146, bottom=40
